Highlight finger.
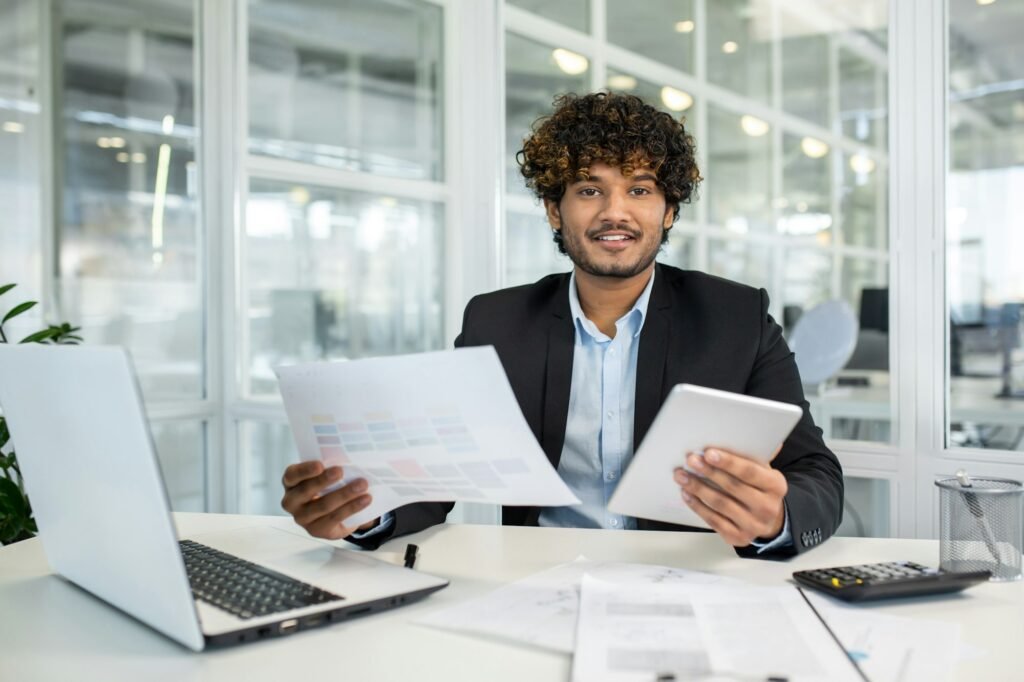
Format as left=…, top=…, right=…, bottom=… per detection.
left=682, top=474, right=756, bottom=529
left=294, top=478, right=369, bottom=527
left=685, top=453, right=750, bottom=500
left=281, top=466, right=343, bottom=514
left=282, top=460, right=325, bottom=488
left=305, top=493, right=373, bottom=539
left=681, top=489, right=753, bottom=547
left=700, top=449, right=783, bottom=495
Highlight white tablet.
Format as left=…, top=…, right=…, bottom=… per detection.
left=607, top=383, right=802, bottom=530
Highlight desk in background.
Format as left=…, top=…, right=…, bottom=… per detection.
left=1, top=513, right=1022, bottom=681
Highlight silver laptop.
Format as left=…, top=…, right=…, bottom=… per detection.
left=0, top=345, right=447, bottom=651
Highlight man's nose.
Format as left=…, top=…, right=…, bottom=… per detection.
left=597, top=191, right=630, bottom=223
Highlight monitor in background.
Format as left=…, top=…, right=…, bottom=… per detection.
left=858, top=287, right=889, bottom=334
left=844, top=288, right=889, bottom=374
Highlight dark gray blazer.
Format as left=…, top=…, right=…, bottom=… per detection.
left=351, top=263, right=843, bottom=557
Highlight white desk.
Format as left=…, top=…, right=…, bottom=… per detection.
left=2, top=513, right=1022, bottom=681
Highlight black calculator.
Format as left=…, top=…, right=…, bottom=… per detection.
left=793, top=561, right=991, bottom=602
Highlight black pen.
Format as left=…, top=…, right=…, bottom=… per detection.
left=403, top=543, right=419, bottom=569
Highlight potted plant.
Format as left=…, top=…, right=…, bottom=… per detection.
left=0, top=283, right=82, bottom=544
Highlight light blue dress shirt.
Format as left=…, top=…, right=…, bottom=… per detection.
left=537, top=270, right=654, bottom=530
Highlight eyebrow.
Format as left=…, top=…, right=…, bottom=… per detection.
left=580, top=172, right=659, bottom=184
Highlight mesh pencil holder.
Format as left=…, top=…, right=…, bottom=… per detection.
left=935, top=476, right=1024, bottom=582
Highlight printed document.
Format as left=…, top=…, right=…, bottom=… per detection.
left=275, top=346, right=579, bottom=526
left=572, top=576, right=863, bottom=682
left=415, top=557, right=740, bottom=653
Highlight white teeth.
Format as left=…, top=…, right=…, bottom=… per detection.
left=597, top=235, right=630, bottom=241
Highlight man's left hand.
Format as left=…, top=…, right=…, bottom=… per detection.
left=673, top=448, right=787, bottom=547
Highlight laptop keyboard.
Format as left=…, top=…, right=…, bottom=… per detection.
left=180, top=539, right=344, bottom=620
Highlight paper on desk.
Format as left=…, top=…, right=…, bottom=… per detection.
left=275, top=346, right=579, bottom=526
left=415, top=557, right=741, bottom=653
left=804, top=591, right=962, bottom=682
left=572, top=576, right=863, bottom=682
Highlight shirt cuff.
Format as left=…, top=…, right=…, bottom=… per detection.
left=749, top=502, right=793, bottom=554
left=349, top=511, right=395, bottom=539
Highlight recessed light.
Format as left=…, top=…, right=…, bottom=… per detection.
left=607, top=74, right=638, bottom=91
left=660, top=86, right=694, bottom=112
left=674, top=20, right=695, bottom=33
left=849, top=153, right=876, bottom=174
left=722, top=41, right=739, bottom=54
left=800, top=137, right=829, bottom=158
left=1, top=121, right=24, bottom=134
left=552, top=48, right=589, bottom=76
left=740, top=115, right=769, bottom=137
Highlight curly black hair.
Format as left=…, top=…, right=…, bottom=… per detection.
left=517, top=91, right=702, bottom=253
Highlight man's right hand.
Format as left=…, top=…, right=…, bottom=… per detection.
left=280, top=461, right=378, bottom=540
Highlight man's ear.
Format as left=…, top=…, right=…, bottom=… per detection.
left=662, top=206, right=676, bottom=228
left=544, top=199, right=561, bottom=229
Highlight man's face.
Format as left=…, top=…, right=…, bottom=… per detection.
left=545, top=162, right=674, bottom=279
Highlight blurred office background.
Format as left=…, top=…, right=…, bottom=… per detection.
left=0, top=0, right=1021, bottom=540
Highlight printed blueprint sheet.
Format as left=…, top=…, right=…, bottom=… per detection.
left=275, top=346, right=579, bottom=526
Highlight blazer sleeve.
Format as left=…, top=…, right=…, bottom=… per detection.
left=347, top=299, right=486, bottom=550
left=734, top=289, right=845, bottom=558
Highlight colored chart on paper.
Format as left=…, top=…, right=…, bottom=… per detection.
left=275, top=347, right=580, bottom=526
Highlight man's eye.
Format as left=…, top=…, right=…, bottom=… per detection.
left=579, top=188, right=599, bottom=196
left=630, top=187, right=651, bottom=195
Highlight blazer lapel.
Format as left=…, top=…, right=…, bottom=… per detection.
left=541, top=276, right=574, bottom=469
left=633, top=265, right=673, bottom=451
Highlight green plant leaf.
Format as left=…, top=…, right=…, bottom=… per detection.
left=0, top=284, right=15, bottom=297
left=0, top=418, right=8, bottom=449
left=0, top=476, right=24, bottom=515
left=1, top=301, right=36, bottom=325
left=19, top=328, right=60, bottom=344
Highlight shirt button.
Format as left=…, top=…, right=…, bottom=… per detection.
left=608, top=348, right=615, bottom=355
left=607, top=411, right=614, bottom=418
left=606, top=471, right=617, bottom=481
left=610, top=518, right=619, bottom=527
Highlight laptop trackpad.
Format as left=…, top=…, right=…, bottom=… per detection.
left=187, top=526, right=445, bottom=600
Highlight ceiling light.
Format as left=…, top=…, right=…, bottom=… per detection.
left=976, top=0, right=996, bottom=5
left=1, top=121, right=24, bottom=134
left=800, top=137, right=829, bottom=159
left=740, top=115, right=769, bottom=137
left=109, top=136, right=126, bottom=149
left=115, top=152, right=130, bottom=163
left=97, top=137, right=111, bottom=148
left=674, top=20, right=695, bottom=33
left=552, top=48, right=589, bottom=76
left=131, top=152, right=146, bottom=163
left=722, top=41, right=739, bottom=54
left=607, top=74, right=638, bottom=91
left=660, top=86, right=694, bottom=112
left=849, top=153, right=876, bottom=174
left=289, top=186, right=311, bottom=206
left=162, top=115, right=175, bottom=135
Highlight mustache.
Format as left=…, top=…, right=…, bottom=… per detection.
left=585, top=224, right=642, bottom=240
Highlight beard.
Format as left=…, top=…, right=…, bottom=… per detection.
left=560, top=223, right=665, bottom=279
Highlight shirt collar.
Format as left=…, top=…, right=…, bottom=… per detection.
left=568, top=267, right=657, bottom=342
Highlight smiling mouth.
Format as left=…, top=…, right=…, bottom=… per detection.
left=595, top=235, right=633, bottom=242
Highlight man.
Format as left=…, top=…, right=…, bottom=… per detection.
left=280, top=92, right=843, bottom=557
